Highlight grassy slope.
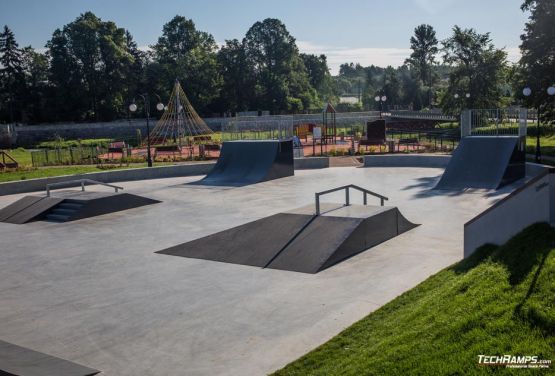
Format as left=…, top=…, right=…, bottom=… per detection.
left=275, top=223, right=555, bottom=375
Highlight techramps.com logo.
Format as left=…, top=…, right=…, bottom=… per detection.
left=478, top=355, right=552, bottom=369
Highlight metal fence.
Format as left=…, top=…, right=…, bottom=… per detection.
left=221, top=112, right=380, bottom=141
left=31, top=147, right=107, bottom=167
left=461, top=108, right=528, bottom=137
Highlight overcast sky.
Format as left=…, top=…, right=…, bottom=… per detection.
left=0, top=0, right=529, bottom=74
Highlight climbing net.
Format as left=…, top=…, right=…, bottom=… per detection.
left=148, top=80, right=214, bottom=146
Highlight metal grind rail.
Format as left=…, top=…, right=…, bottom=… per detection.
left=315, top=184, right=388, bottom=215
left=46, top=179, right=123, bottom=197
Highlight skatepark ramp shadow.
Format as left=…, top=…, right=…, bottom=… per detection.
left=157, top=186, right=418, bottom=273
left=434, top=136, right=525, bottom=191
left=190, top=139, right=294, bottom=186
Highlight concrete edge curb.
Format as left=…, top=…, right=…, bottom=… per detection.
left=0, top=162, right=216, bottom=196
left=363, top=154, right=451, bottom=168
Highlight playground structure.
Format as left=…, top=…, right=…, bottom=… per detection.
left=222, top=106, right=461, bottom=157
left=141, top=80, right=218, bottom=160
left=0, top=151, right=18, bottom=169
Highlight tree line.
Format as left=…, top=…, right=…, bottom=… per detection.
left=0, top=0, right=552, bottom=124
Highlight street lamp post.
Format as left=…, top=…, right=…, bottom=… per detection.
left=454, top=92, right=470, bottom=108
left=129, top=94, right=164, bottom=167
left=374, top=94, right=387, bottom=118
left=523, top=86, right=555, bottom=163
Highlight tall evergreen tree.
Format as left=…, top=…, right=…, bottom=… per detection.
left=0, top=25, right=24, bottom=122
left=406, top=24, right=438, bottom=107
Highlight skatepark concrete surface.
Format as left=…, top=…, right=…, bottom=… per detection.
left=0, top=166, right=518, bottom=375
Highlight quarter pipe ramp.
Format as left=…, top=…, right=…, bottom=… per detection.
left=435, top=136, right=525, bottom=190
left=196, top=140, right=294, bottom=186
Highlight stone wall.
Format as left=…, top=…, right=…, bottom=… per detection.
left=12, top=118, right=229, bottom=147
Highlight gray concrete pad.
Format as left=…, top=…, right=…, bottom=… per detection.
left=0, top=167, right=512, bottom=375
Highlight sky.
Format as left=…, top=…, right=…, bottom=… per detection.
left=0, top=0, right=529, bottom=74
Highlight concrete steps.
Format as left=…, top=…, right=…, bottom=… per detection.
left=45, top=200, right=84, bottom=222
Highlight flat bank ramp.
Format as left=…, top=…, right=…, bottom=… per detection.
left=0, top=196, right=63, bottom=224
left=157, top=204, right=417, bottom=273
left=197, top=140, right=294, bottom=186
left=157, top=213, right=314, bottom=267
left=435, top=136, right=525, bottom=190
left=0, top=340, right=99, bottom=376
left=0, top=191, right=159, bottom=224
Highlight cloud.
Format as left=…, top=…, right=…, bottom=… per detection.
left=505, top=47, right=521, bottom=63
left=297, top=41, right=522, bottom=74
left=297, top=41, right=411, bottom=74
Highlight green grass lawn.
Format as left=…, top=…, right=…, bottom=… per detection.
left=3, top=148, right=33, bottom=166
left=0, top=162, right=178, bottom=183
left=274, top=223, right=555, bottom=375
left=527, top=134, right=555, bottom=157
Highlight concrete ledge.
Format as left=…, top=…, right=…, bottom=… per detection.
left=526, top=162, right=551, bottom=177
left=464, top=171, right=552, bottom=257
left=0, top=162, right=215, bottom=196
left=294, top=157, right=329, bottom=169
left=363, top=154, right=451, bottom=168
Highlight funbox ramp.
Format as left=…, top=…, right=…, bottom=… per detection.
left=0, top=340, right=100, bottom=376
left=0, top=191, right=159, bottom=224
left=435, top=136, right=525, bottom=190
left=196, top=139, right=294, bottom=186
left=157, top=203, right=418, bottom=274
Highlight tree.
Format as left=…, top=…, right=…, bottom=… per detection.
left=46, top=12, right=134, bottom=121
left=21, top=47, right=49, bottom=123
left=216, top=39, right=255, bottom=112
left=0, top=25, right=24, bottom=122
left=440, top=26, right=507, bottom=115
left=406, top=24, right=438, bottom=107
left=124, top=30, right=146, bottom=115
left=301, top=53, right=335, bottom=102
left=518, top=0, right=555, bottom=117
left=152, top=15, right=221, bottom=115
left=380, top=66, right=402, bottom=108
left=243, top=18, right=316, bottom=112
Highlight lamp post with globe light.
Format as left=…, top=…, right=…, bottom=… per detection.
left=454, top=92, right=470, bottom=109
left=523, top=86, right=555, bottom=163
left=129, top=93, right=164, bottom=167
left=374, top=94, right=387, bottom=118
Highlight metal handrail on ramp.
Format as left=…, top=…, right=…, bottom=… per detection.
left=315, top=184, right=388, bottom=215
left=46, top=179, right=123, bottom=197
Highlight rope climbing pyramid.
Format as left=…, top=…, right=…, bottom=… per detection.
left=148, top=79, right=213, bottom=146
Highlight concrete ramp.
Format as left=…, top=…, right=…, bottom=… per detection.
left=0, top=339, right=99, bottom=376
left=0, top=196, right=64, bottom=224
left=156, top=204, right=418, bottom=273
left=158, top=213, right=314, bottom=267
left=435, top=136, right=525, bottom=190
left=196, top=140, right=294, bottom=186
left=0, top=191, right=159, bottom=224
